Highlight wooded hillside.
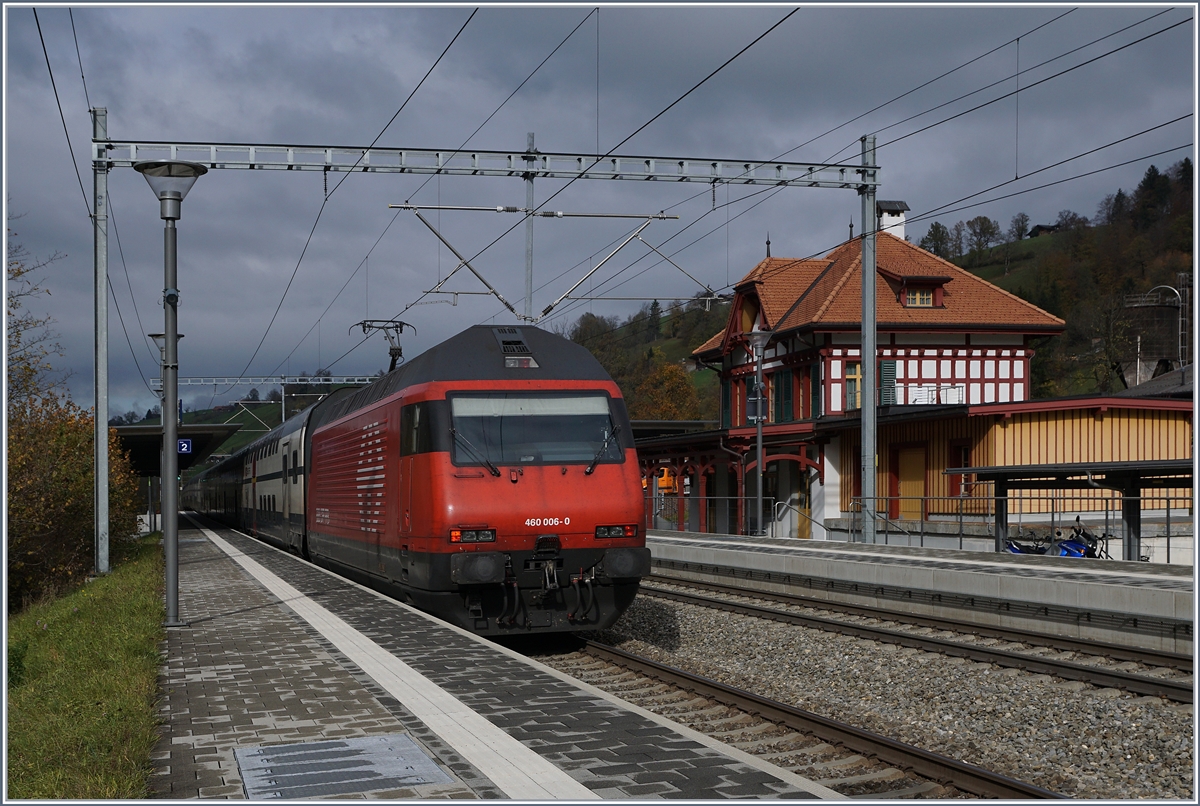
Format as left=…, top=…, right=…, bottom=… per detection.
left=566, top=158, right=1192, bottom=414
left=931, top=158, right=1192, bottom=396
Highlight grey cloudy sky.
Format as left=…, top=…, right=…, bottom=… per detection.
left=4, top=3, right=1195, bottom=417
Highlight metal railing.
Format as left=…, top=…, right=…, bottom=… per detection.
left=644, top=490, right=791, bottom=537
left=644, top=484, right=1193, bottom=564
left=845, top=490, right=1193, bottom=563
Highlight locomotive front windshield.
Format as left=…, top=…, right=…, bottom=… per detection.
left=449, top=393, right=624, bottom=466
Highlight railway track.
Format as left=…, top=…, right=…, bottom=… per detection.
left=537, top=640, right=1064, bottom=799
left=644, top=575, right=1194, bottom=703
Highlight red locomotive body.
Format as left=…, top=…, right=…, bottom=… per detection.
left=190, top=326, right=649, bottom=635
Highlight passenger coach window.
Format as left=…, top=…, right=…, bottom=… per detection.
left=400, top=402, right=433, bottom=455
left=449, top=393, right=623, bottom=466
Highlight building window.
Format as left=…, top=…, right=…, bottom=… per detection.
left=720, top=379, right=731, bottom=429
left=845, top=362, right=862, bottom=410
left=906, top=288, right=934, bottom=307
left=810, top=365, right=822, bottom=417
left=772, top=369, right=793, bottom=423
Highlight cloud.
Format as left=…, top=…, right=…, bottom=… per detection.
left=4, top=4, right=1193, bottom=414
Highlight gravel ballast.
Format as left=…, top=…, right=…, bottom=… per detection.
left=595, top=596, right=1194, bottom=799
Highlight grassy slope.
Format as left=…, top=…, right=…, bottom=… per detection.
left=955, top=232, right=1059, bottom=293
left=184, top=401, right=283, bottom=456
left=6, top=535, right=164, bottom=798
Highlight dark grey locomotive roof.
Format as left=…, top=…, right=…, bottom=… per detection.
left=188, top=326, right=622, bottom=486
left=309, top=326, right=615, bottom=432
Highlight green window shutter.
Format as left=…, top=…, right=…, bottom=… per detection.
left=781, top=369, right=793, bottom=422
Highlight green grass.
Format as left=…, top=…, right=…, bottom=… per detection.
left=956, top=232, right=1061, bottom=293
left=6, top=535, right=164, bottom=799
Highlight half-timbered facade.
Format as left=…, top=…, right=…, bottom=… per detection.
left=635, top=233, right=1192, bottom=546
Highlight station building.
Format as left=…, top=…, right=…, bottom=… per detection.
left=635, top=231, right=1193, bottom=557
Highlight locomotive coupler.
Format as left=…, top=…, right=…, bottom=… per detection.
left=541, top=560, right=560, bottom=591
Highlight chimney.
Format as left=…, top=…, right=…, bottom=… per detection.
left=876, top=200, right=910, bottom=240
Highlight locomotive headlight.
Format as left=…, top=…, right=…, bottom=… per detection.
left=450, top=529, right=496, bottom=543
left=595, top=525, right=637, bottom=538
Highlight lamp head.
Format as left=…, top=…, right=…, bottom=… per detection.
left=134, top=160, right=207, bottom=220
left=148, top=333, right=183, bottom=355
left=747, top=328, right=771, bottom=355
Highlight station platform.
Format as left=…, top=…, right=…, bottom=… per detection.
left=647, top=531, right=1194, bottom=655
left=152, top=517, right=842, bottom=799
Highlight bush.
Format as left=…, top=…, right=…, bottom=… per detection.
left=6, top=396, right=142, bottom=610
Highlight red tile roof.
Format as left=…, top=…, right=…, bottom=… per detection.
left=695, top=233, right=1064, bottom=357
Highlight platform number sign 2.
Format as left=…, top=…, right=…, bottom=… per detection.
left=177, top=439, right=193, bottom=455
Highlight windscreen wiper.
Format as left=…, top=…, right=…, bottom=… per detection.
left=450, top=428, right=501, bottom=477
left=585, top=424, right=621, bottom=476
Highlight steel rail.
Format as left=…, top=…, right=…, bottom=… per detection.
left=648, top=573, right=1193, bottom=671
left=641, top=584, right=1193, bottom=704
left=583, top=641, right=1066, bottom=800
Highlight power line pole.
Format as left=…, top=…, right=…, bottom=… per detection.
left=859, top=135, right=878, bottom=544
left=92, top=107, right=110, bottom=575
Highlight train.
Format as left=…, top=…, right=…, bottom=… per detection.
left=183, top=325, right=650, bottom=635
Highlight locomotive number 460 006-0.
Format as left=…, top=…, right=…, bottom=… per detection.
left=524, top=517, right=569, bottom=527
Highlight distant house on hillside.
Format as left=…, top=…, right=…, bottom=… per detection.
left=1027, top=223, right=1060, bottom=238
left=633, top=232, right=1188, bottom=547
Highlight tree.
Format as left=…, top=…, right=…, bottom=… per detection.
left=949, top=221, right=966, bottom=260
left=965, top=216, right=1001, bottom=263
left=8, top=397, right=142, bottom=608
left=1008, top=212, right=1030, bottom=242
left=918, top=221, right=951, bottom=258
left=245, top=387, right=260, bottom=402
left=7, top=219, right=140, bottom=608
left=107, top=409, right=141, bottom=426
left=1131, top=164, right=1171, bottom=231
left=629, top=362, right=701, bottom=420
left=646, top=300, right=662, bottom=342
left=1096, top=190, right=1129, bottom=227
left=266, top=387, right=283, bottom=403
left=1055, top=209, right=1089, bottom=231
left=7, top=225, right=67, bottom=404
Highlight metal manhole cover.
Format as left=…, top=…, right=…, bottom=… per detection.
left=234, top=734, right=453, bottom=799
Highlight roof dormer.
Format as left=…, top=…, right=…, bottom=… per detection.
left=879, top=267, right=951, bottom=308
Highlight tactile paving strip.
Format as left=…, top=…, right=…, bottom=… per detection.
left=234, top=734, right=452, bottom=799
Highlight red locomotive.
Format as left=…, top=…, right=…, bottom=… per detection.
left=186, top=326, right=649, bottom=634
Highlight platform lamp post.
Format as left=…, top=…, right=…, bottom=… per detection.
left=747, top=329, right=771, bottom=536
left=135, top=159, right=206, bottom=628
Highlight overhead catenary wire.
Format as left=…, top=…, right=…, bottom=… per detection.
left=324, top=133, right=1195, bottom=375
left=226, top=8, right=478, bottom=389
left=479, top=11, right=1173, bottom=329
left=32, top=8, right=90, bottom=217
left=773, top=7, right=1080, bottom=165
left=388, top=7, right=801, bottom=323
left=876, top=17, right=1191, bottom=151
left=910, top=114, right=1192, bottom=226
left=562, top=138, right=1195, bottom=356
left=406, top=7, right=598, bottom=204
left=543, top=22, right=1196, bottom=327
left=53, top=6, right=160, bottom=393
left=269, top=8, right=589, bottom=383
left=822, top=8, right=1180, bottom=162
left=369, top=7, right=1148, bottom=351
left=30, top=7, right=161, bottom=400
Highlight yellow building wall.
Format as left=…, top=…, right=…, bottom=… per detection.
left=986, top=406, right=1192, bottom=515
left=837, top=406, right=1192, bottom=516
